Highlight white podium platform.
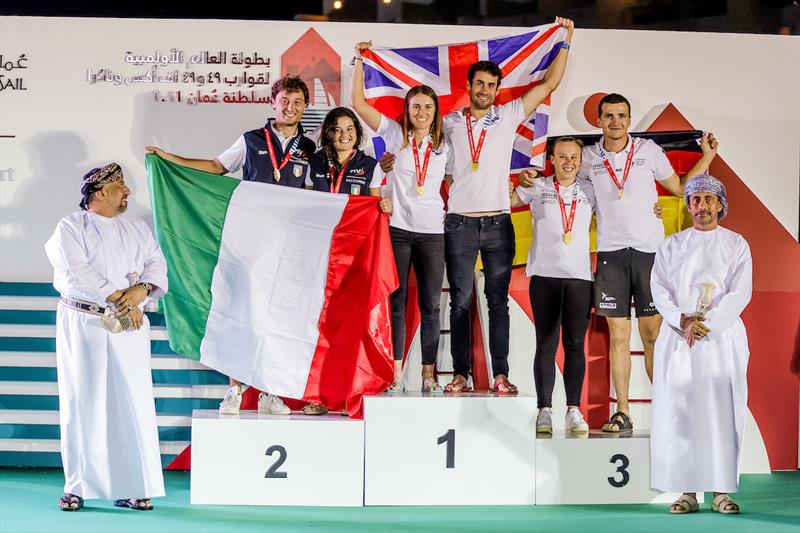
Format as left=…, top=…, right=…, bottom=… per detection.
left=363, top=392, right=537, bottom=506
left=535, top=430, right=697, bottom=505
left=190, top=410, right=364, bottom=506
left=189, top=399, right=694, bottom=507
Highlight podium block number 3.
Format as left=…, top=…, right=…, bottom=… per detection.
left=607, top=453, right=630, bottom=488
left=437, top=429, right=455, bottom=469
left=265, top=445, right=288, bottom=478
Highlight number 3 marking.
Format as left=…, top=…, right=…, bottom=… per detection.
left=265, top=445, right=288, bottom=478
left=608, top=453, right=630, bottom=488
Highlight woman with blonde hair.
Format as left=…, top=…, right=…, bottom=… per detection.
left=351, top=42, right=449, bottom=393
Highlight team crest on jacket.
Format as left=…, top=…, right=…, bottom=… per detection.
left=293, top=164, right=304, bottom=177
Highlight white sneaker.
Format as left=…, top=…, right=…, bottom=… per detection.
left=536, top=408, right=552, bottom=433
left=566, top=408, right=589, bottom=433
left=218, top=386, right=242, bottom=415
left=258, top=393, right=291, bottom=415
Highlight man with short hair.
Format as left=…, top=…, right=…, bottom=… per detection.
left=441, top=18, right=574, bottom=393
left=650, top=174, right=751, bottom=515
left=578, top=93, right=718, bottom=432
left=146, top=75, right=323, bottom=415
left=46, top=163, right=168, bottom=512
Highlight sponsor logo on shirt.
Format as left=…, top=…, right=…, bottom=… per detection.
left=258, top=150, right=269, bottom=155
left=351, top=167, right=366, bottom=177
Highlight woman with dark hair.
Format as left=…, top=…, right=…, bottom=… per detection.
left=351, top=41, right=449, bottom=394
left=308, top=107, right=384, bottom=198
left=305, top=107, right=385, bottom=417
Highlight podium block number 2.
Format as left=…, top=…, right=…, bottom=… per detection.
left=265, top=445, right=288, bottom=478
left=607, top=453, right=630, bottom=488
left=437, top=429, right=455, bottom=469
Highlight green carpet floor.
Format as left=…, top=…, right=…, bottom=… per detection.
left=0, top=469, right=797, bottom=533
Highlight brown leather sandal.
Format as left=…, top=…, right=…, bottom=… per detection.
left=492, top=375, right=518, bottom=395
left=444, top=375, right=472, bottom=393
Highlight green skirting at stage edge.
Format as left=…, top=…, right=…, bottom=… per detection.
left=0, top=469, right=797, bottom=533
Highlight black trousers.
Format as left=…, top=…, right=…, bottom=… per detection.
left=389, top=227, right=445, bottom=365
left=529, top=275, right=592, bottom=408
left=444, top=214, right=515, bottom=378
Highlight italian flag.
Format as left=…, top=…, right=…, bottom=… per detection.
left=146, top=154, right=397, bottom=417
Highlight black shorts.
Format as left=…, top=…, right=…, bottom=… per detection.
left=594, top=248, right=658, bottom=318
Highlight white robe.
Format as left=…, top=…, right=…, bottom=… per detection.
left=649, top=226, right=752, bottom=493
left=45, top=210, right=168, bottom=500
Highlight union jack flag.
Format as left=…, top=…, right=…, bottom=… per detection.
left=361, top=23, right=567, bottom=171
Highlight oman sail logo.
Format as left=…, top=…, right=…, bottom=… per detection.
left=281, top=28, right=341, bottom=132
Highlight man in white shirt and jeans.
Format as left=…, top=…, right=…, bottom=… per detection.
left=577, top=93, right=719, bottom=432
left=441, top=18, right=574, bottom=393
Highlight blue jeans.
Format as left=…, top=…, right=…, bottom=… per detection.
left=444, top=213, right=515, bottom=379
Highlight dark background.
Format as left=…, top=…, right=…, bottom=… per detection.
left=2, top=0, right=797, bottom=34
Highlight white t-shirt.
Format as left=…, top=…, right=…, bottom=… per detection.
left=579, top=135, right=674, bottom=253
left=378, top=116, right=448, bottom=234
left=517, top=177, right=596, bottom=281
left=443, top=99, right=525, bottom=214
left=217, top=123, right=302, bottom=176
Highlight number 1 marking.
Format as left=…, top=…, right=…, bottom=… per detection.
left=437, top=429, right=455, bottom=469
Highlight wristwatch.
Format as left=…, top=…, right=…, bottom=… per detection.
left=140, top=282, right=153, bottom=296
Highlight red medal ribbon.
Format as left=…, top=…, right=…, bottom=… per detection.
left=263, top=128, right=296, bottom=177
left=553, top=177, right=578, bottom=235
left=465, top=110, right=488, bottom=166
left=329, top=152, right=355, bottom=194
left=412, top=137, right=433, bottom=188
left=601, top=138, right=635, bottom=192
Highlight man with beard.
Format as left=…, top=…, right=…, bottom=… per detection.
left=650, top=174, right=751, bottom=515
left=146, top=75, right=317, bottom=416
left=440, top=18, right=574, bottom=394
left=46, top=163, right=168, bottom=511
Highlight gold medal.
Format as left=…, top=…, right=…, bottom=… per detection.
left=618, top=187, right=624, bottom=199
left=416, top=185, right=425, bottom=196
left=563, top=231, right=573, bottom=245
left=471, top=161, right=479, bottom=172
left=273, top=168, right=281, bottom=181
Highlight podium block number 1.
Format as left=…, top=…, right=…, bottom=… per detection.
left=437, top=429, right=455, bottom=469
left=265, top=445, right=288, bottom=478
left=607, top=453, right=630, bottom=488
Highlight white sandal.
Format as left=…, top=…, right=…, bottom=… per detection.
left=669, top=493, right=699, bottom=514
left=711, top=493, right=740, bottom=514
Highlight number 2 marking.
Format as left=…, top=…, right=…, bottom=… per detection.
left=265, top=445, right=288, bottom=478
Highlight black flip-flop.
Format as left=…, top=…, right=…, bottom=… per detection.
left=114, top=498, right=153, bottom=511
left=58, top=493, right=83, bottom=512
left=602, top=411, right=633, bottom=433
